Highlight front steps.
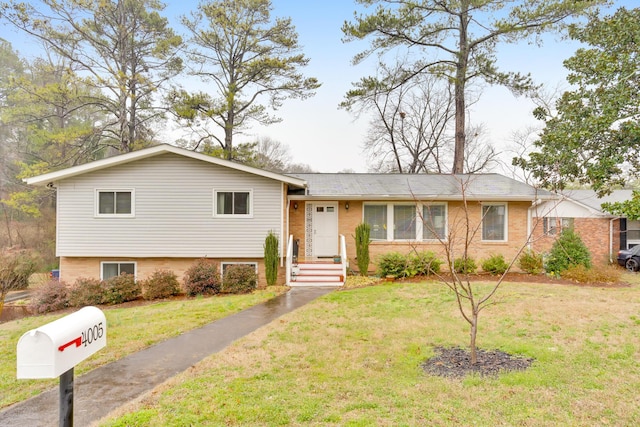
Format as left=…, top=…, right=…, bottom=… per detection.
left=290, top=262, right=345, bottom=287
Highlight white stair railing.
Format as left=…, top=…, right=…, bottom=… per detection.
left=285, top=234, right=293, bottom=286
left=339, top=234, right=347, bottom=284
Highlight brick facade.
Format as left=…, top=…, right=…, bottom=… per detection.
left=59, top=256, right=281, bottom=288
left=289, top=200, right=533, bottom=274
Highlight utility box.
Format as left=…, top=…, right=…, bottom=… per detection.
left=17, top=306, right=107, bottom=379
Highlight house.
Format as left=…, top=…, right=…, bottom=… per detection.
left=531, top=189, right=635, bottom=264
left=25, top=144, right=559, bottom=287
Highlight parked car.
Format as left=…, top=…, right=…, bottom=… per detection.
left=617, top=245, right=640, bottom=271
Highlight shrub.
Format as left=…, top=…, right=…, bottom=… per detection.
left=141, top=269, right=181, bottom=300
left=354, top=223, right=371, bottom=276
left=103, top=273, right=140, bottom=304
left=481, top=254, right=509, bottom=275
left=410, top=251, right=442, bottom=275
left=183, top=259, right=221, bottom=296
left=68, top=277, right=105, bottom=306
left=222, top=265, right=258, bottom=294
left=264, top=231, right=279, bottom=286
left=453, top=256, right=477, bottom=274
left=546, top=229, right=592, bottom=273
left=29, top=280, right=69, bottom=314
left=376, top=252, right=409, bottom=278
left=561, top=264, right=622, bottom=284
left=518, top=249, right=544, bottom=274
left=0, top=249, right=39, bottom=294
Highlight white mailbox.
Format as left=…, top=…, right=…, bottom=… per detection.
left=17, top=306, right=107, bottom=379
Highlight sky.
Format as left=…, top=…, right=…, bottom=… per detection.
left=2, top=0, right=636, bottom=173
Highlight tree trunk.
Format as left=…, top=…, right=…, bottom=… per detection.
left=452, top=3, right=470, bottom=174
left=470, top=309, right=478, bottom=364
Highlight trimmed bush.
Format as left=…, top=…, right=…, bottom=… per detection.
left=0, top=249, right=39, bottom=293
left=68, top=277, right=105, bottom=306
left=453, top=256, right=477, bottom=274
left=29, top=280, right=69, bottom=314
left=183, top=259, right=221, bottom=296
left=354, top=223, right=371, bottom=276
left=264, top=231, right=279, bottom=286
left=141, top=269, right=181, bottom=300
left=410, top=251, right=442, bottom=275
left=518, top=249, right=544, bottom=274
left=546, top=228, right=592, bottom=273
left=481, top=254, right=509, bottom=275
left=103, top=273, right=140, bottom=304
left=376, top=252, right=408, bottom=278
left=222, top=265, right=258, bottom=294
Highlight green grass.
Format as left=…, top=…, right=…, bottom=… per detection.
left=0, top=288, right=287, bottom=408
left=99, top=280, right=640, bottom=426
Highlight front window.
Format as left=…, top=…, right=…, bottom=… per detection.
left=364, top=204, right=387, bottom=240
left=101, top=262, right=135, bottom=280
left=393, top=205, right=416, bottom=240
left=482, top=204, right=507, bottom=241
left=215, top=191, right=251, bottom=216
left=543, top=217, right=574, bottom=235
left=97, top=190, right=133, bottom=216
left=423, top=204, right=446, bottom=240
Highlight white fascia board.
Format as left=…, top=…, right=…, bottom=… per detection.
left=24, top=144, right=307, bottom=188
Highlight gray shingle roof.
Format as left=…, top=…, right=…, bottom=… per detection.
left=561, top=189, right=634, bottom=212
left=287, top=173, right=553, bottom=201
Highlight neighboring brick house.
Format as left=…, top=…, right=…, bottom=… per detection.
left=531, top=190, right=635, bottom=265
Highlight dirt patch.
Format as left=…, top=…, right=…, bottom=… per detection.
left=421, top=346, right=534, bottom=378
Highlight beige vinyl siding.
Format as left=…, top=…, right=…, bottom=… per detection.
left=56, top=153, right=282, bottom=257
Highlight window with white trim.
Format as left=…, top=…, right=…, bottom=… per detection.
left=220, top=262, right=258, bottom=276
left=101, top=262, right=136, bottom=280
left=394, top=205, right=416, bottom=240
left=96, top=190, right=134, bottom=217
left=482, top=204, right=507, bottom=241
left=363, top=204, right=387, bottom=240
left=214, top=190, right=252, bottom=217
left=543, top=217, right=574, bottom=235
left=423, top=204, right=447, bottom=240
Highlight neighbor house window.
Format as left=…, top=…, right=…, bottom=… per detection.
left=482, top=204, right=507, bottom=241
left=96, top=190, right=133, bottom=216
left=543, top=217, right=574, bottom=235
left=393, top=205, right=416, bottom=240
left=101, top=262, right=136, bottom=280
left=364, top=204, right=387, bottom=240
left=214, top=190, right=252, bottom=216
left=423, top=204, right=447, bottom=240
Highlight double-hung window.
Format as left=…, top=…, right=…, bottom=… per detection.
left=482, top=204, right=507, bottom=241
left=543, top=217, right=574, bottom=235
left=214, top=190, right=252, bottom=217
left=96, top=190, right=134, bottom=217
left=423, top=204, right=447, bottom=240
left=393, top=205, right=416, bottom=240
left=363, top=204, right=387, bottom=240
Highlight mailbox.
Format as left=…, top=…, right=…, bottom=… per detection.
left=17, top=306, right=107, bottom=379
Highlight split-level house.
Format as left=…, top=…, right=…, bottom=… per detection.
left=25, top=144, right=627, bottom=287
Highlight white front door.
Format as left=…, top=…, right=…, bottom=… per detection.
left=312, top=203, right=338, bottom=257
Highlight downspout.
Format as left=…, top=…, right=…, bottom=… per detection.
left=281, top=183, right=286, bottom=268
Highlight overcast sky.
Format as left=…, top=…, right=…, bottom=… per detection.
left=3, top=0, right=636, bottom=172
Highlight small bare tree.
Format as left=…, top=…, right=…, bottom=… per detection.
left=417, top=176, right=544, bottom=364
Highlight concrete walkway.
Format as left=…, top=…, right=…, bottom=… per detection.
left=0, top=287, right=333, bottom=426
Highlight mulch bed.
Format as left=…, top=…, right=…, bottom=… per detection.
left=421, top=346, right=534, bottom=378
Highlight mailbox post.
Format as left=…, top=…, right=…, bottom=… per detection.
left=17, top=306, right=107, bottom=427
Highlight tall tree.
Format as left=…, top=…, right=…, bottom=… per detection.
left=171, top=0, right=320, bottom=160
left=515, top=7, right=640, bottom=200
left=341, top=63, right=455, bottom=173
left=342, top=0, right=604, bottom=173
left=1, top=0, right=183, bottom=153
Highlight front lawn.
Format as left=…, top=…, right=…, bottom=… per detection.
left=101, top=280, right=640, bottom=426
left=0, top=288, right=287, bottom=408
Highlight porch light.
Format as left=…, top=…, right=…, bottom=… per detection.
left=293, top=202, right=298, bottom=210
left=345, top=202, right=350, bottom=210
